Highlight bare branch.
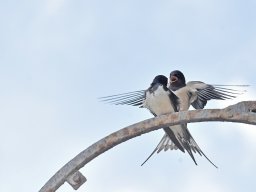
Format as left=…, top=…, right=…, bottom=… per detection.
left=39, top=101, right=256, bottom=192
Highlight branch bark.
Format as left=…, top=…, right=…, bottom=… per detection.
left=39, top=101, right=256, bottom=192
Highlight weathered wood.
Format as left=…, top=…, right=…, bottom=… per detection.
left=39, top=101, right=256, bottom=192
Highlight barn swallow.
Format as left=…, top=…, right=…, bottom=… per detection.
left=100, top=70, right=245, bottom=108
left=169, top=70, right=240, bottom=110
left=99, top=70, right=247, bottom=166
left=140, top=74, right=217, bottom=167
left=146, top=70, right=246, bottom=161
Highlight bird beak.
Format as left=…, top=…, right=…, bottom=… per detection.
left=170, top=75, right=178, bottom=83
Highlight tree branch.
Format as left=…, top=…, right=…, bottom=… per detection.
left=39, top=101, right=256, bottom=192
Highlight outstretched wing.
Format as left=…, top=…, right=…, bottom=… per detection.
left=99, top=85, right=247, bottom=107
left=98, top=90, right=145, bottom=106
left=186, top=82, right=247, bottom=109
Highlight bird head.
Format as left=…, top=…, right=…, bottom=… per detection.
left=169, top=70, right=186, bottom=90
left=151, top=75, right=168, bottom=86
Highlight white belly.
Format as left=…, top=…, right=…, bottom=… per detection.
left=174, top=86, right=197, bottom=111
left=144, top=86, right=175, bottom=115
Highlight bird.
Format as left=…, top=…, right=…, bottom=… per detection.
left=99, top=70, right=245, bottom=108
left=139, top=74, right=217, bottom=167
left=99, top=70, right=247, bottom=166
left=145, top=70, right=246, bottom=162
left=168, top=70, right=241, bottom=110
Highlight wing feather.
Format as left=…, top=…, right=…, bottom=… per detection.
left=186, top=82, right=246, bottom=109
left=99, top=85, right=246, bottom=108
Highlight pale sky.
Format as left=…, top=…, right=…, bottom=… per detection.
left=1, top=1, right=256, bottom=192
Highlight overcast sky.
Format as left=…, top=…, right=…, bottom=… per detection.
left=1, top=0, right=256, bottom=192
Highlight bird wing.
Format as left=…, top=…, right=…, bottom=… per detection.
left=186, top=81, right=246, bottom=109
left=98, top=90, right=145, bottom=106
left=98, top=85, right=246, bottom=108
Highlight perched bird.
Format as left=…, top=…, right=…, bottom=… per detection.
left=145, top=70, right=246, bottom=163
left=99, top=70, right=246, bottom=166
left=100, top=70, right=245, bottom=108
left=138, top=74, right=217, bottom=167
left=169, top=70, right=240, bottom=110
